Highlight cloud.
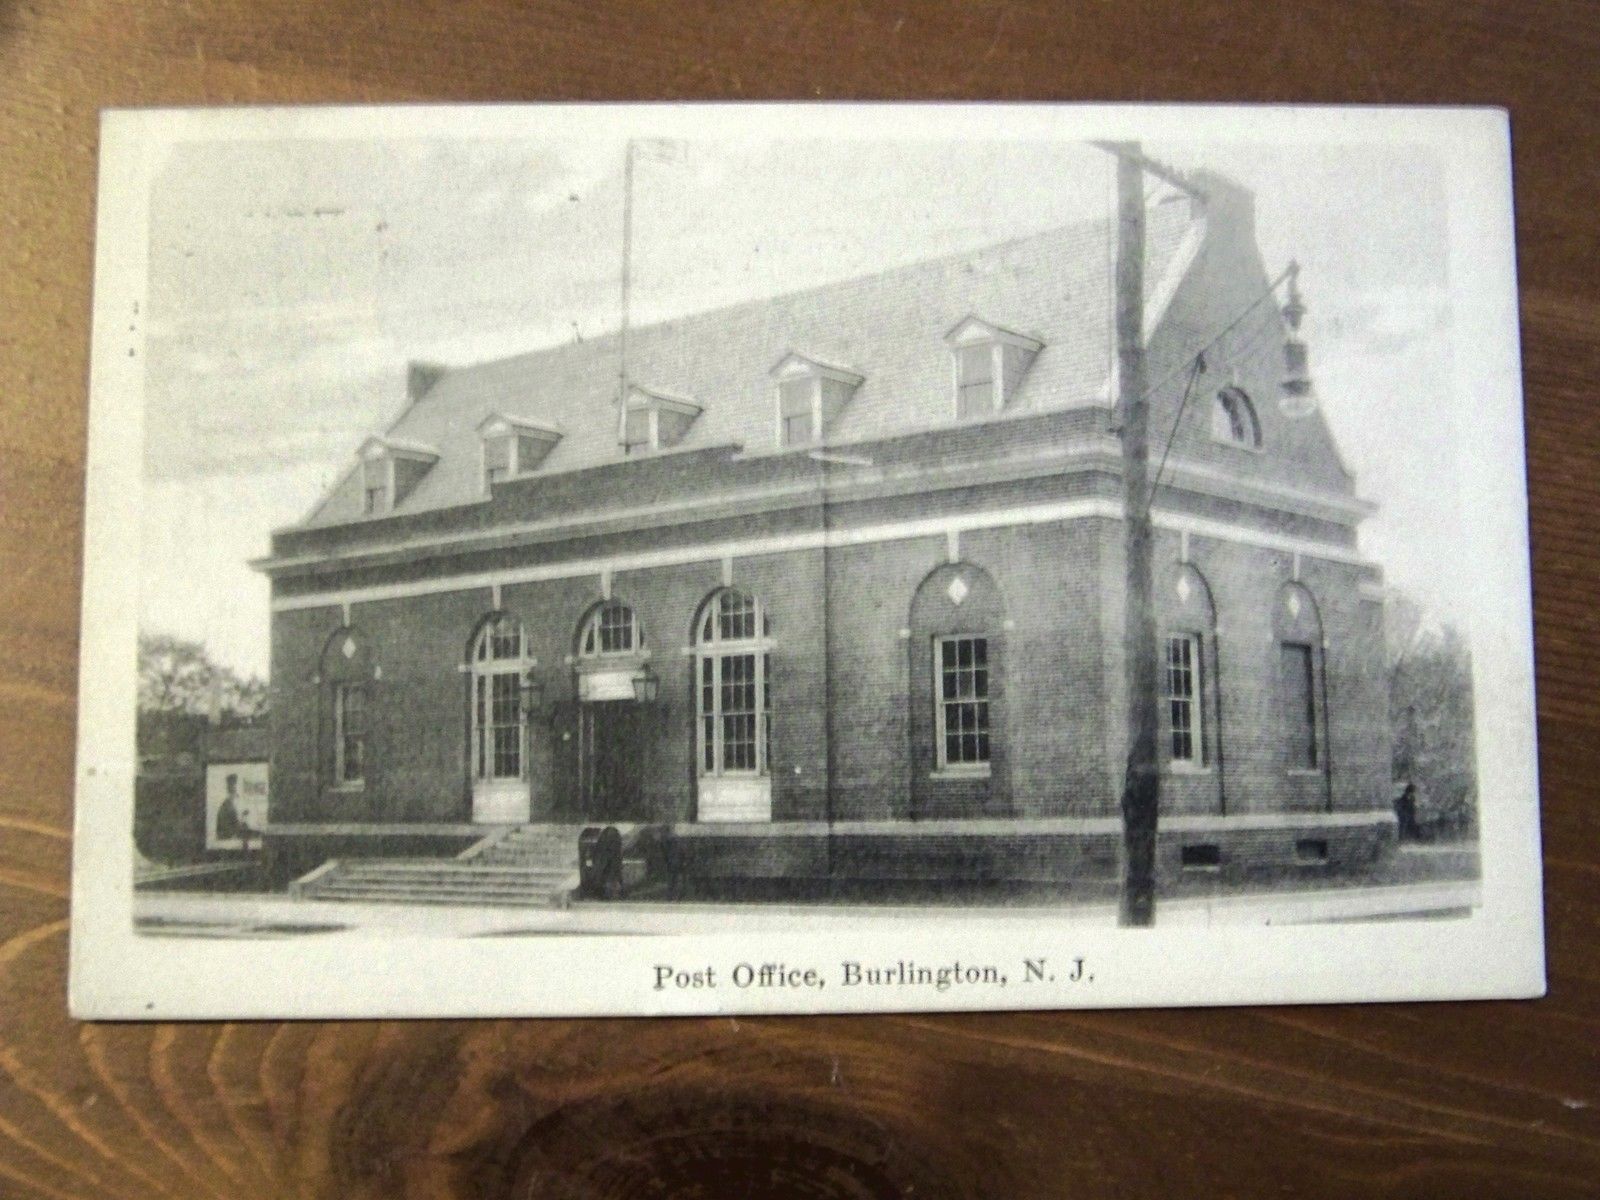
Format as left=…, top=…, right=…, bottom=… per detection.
left=1314, top=286, right=1451, bottom=357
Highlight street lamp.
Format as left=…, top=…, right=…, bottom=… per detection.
left=630, top=664, right=659, bottom=704
left=1279, top=261, right=1320, bottom=419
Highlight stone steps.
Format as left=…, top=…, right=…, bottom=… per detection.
left=334, top=865, right=576, bottom=885
left=470, top=826, right=586, bottom=868
left=295, top=824, right=586, bottom=907
left=306, top=880, right=577, bottom=907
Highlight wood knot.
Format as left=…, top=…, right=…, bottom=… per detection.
left=501, top=1086, right=978, bottom=1200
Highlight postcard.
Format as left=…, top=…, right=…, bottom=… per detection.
left=69, top=103, right=1543, bottom=1018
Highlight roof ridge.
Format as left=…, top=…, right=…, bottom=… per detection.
left=405, top=209, right=1145, bottom=393
left=303, top=199, right=1203, bottom=527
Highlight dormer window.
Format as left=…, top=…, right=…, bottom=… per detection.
left=478, top=414, right=562, bottom=495
left=356, top=437, right=439, bottom=516
left=770, top=353, right=863, bottom=449
left=621, top=386, right=701, bottom=455
left=945, top=317, right=1043, bottom=420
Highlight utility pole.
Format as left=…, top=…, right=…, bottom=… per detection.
left=1109, top=142, right=1161, bottom=927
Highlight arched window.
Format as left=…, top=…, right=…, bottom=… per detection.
left=470, top=613, right=530, bottom=786
left=694, top=589, right=771, bottom=779
left=1212, top=386, right=1261, bottom=448
left=908, top=563, right=1008, bottom=819
left=577, top=600, right=644, bottom=658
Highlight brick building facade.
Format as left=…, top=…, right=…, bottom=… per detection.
left=257, top=169, right=1395, bottom=887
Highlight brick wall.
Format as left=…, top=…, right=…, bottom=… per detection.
left=664, top=815, right=1394, bottom=889
left=269, top=501, right=1394, bottom=833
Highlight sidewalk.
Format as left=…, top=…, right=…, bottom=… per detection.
left=135, top=876, right=1481, bottom=940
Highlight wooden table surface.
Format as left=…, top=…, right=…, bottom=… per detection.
left=2, top=3, right=1597, bottom=1197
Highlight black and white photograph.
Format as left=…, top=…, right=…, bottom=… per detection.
left=70, top=104, right=1542, bottom=1019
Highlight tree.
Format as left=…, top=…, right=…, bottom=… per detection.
left=1384, top=592, right=1477, bottom=838
left=135, top=635, right=269, bottom=864
left=138, top=634, right=268, bottom=735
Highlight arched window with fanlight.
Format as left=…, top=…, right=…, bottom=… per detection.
left=469, top=613, right=533, bottom=822
left=694, top=588, right=773, bottom=822
left=1211, top=386, right=1262, bottom=449
left=577, top=599, right=644, bottom=658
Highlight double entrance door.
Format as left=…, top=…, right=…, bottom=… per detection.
left=578, top=700, right=644, bottom=823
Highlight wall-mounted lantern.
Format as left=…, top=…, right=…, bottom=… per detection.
left=631, top=663, right=660, bottom=704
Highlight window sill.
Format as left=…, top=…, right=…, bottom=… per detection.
left=930, top=767, right=992, bottom=782
left=1166, top=763, right=1212, bottom=776
left=1286, top=769, right=1324, bottom=778
left=329, top=782, right=366, bottom=794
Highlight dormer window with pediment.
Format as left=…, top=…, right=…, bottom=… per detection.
left=621, top=386, right=702, bottom=455
left=945, top=317, right=1043, bottom=421
left=770, top=353, right=864, bottom=449
left=357, top=436, right=440, bottom=516
left=478, top=414, right=563, bottom=495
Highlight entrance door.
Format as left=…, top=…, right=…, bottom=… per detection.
left=580, top=701, right=643, bottom=822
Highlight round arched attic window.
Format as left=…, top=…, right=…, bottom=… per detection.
left=1212, top=386, right=1262, bottom=449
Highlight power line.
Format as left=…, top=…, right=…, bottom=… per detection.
left=1149, top=352, right=1206, bottom=505
left=1139, top=264, right=1295, bottom=407
left=1142, top=265, right=1297, bottom=500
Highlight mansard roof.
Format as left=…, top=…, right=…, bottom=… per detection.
left=303, top=201, right=1202, bottom=526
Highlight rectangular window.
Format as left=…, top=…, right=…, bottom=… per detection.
left=936, top=635, right=990, bottom=768
left=474, top=675, right=487, bottom=777
left=956, top=344, right=996, bottom=419
left=1164, top=634, right=1204, bottom=765
left=1280, top=642, right=1319, bottom=769
left=720, top=653, right=758, bottom=771
left=334, top=684, right=367, bottom=785
left=701, top=657, right=716, bottom=773
left=489, top=672, right=523, bottom=779
left=763, top=651, right=772, bottom=771
left=779, top=378, right=816, bottom=447
left=698, top=652, right=769, bottom=776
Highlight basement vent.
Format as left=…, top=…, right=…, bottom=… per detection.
left=1295, top=838, right=1330, bottom=864
left=1180, top=843, right=1221, bottom=870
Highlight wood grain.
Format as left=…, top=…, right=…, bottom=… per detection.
left=3, top=2, right=1598, bottom=1196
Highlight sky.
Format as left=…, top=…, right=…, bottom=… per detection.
left=139, top=134, right=1460, bottom=680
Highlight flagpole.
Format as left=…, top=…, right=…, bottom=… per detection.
left=617, top=139, right=635, bottom=443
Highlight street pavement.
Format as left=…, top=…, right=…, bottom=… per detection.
left=135, top=874, right=1481, bottom=940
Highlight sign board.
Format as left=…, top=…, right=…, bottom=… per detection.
left=204, top=761, right=268, bottom=851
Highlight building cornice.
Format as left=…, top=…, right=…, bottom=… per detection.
left=269, top=496, right=1374, bottom=616
left=256, top=439, right=1370, bottom=578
